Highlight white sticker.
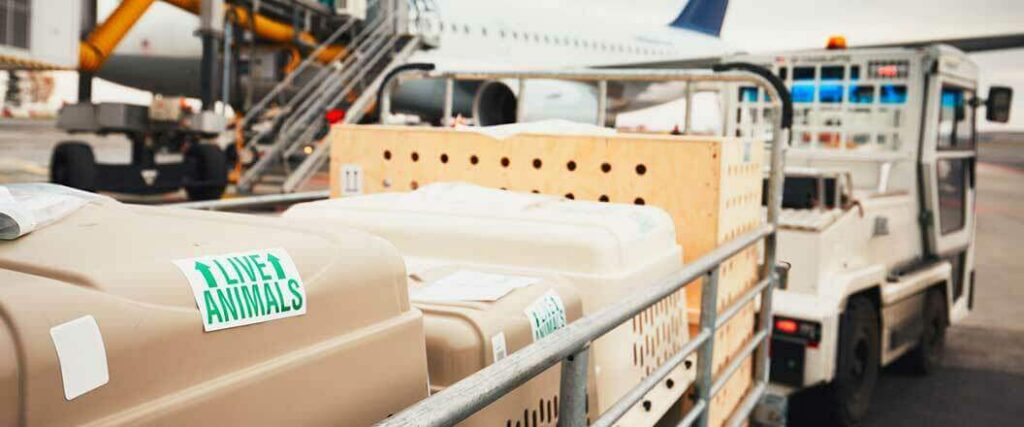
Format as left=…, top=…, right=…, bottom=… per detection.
left=173, top=248, right=307, bottom=332
left=524, top=290, right=568, bottom=342
left=50, top=315, right=109, bottom=400
left=410, top=269, right=539, bottom=303
left=491, top=332, right=508, bottom=363
left=340, top=164, right=363, bottom=196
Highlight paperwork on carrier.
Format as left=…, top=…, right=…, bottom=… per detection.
left=173, top=248, right=307, bottom=332
left=0, top=183, right=107, bottom=240
left=411, top=269, right=540, bottom=302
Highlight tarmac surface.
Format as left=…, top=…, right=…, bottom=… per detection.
left=1, top=120, right=1022, bottom=426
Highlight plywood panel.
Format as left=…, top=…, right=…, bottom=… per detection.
left=330, top=125, right=765, bottom=426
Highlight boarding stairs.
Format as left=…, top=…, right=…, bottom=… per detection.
left=236, top=0, right=423, bottom=194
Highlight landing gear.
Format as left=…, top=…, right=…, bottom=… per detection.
left=50, top=142, right=97, bottom=191
left=829, top=297, right=880, bottom=426
left=907, top=290, right=948, bottom=374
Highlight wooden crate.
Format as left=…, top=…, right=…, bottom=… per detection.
left=329, top=125, right=765, bottom=426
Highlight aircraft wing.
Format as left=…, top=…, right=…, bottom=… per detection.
left=602, top=33, right=1024, bottom=71
left=856, top=33, right=1024, bottom=53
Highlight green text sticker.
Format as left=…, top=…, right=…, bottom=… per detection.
left=524, top=290, right=567, bottom=342
left=173, top=248, right=307, bottom=332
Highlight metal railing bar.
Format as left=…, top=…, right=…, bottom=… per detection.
left=693, top=267, right=721, bottom=427
left=168, top=190, right=329, bottom=210
left=268, top=12, right=391, bottom=140
left=279, top=30, right=396, bottom=138
left=708, top=328, right=769, bottom=398
left=678, top=399, right=707, bottom=427
left=714, top=277, right=772, bottom=330
left=376, top=225, right=773, bottom=426
left=240, top=18, right=357, bottom=129
left=725, top=381, right=767, bottom=427
left=276, top=33, right=401, bottom=161
left=281, top=37, right=422, bottom=193
left=278, top=23, right=393, bottom=136
left=591, top=328, right=711, bottom=427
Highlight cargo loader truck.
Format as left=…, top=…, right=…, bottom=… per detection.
left=734, top=43, right=1013, bottom=425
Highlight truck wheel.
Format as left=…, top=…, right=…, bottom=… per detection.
left=907, top=289, right=947, bottom=374
left=829, top=297, right=880, bottom=426
left=50, top=141, right=97, bottom=192
left=184, top=144, right=227, bottom=201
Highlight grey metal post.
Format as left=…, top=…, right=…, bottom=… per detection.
left=684, top=81, right=694, bottom=134
left=198, top=0, right=225, bottom=111
left=220, top=21, right=233, bottom=113
left=597, top=80, right=608, bottom=126
left=558, top=345, right=590, bottom=427
left=78, top=0, right=97, bottom=102
left=694, top=267, right=721, bottom=427
left=516, top=78, right=527, bottom=122
left=755, top=125, right=789, bottom=384
left=380, top=78, right=394, bottom=124
left=443, top=77, right=454, bottom=126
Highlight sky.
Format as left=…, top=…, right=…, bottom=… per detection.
left=34, top=0, right=1024, bottom=131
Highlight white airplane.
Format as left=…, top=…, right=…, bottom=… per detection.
left=97, top=0, right=735, bottom=124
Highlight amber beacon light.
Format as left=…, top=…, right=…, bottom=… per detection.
left=826, top=35, right=848, bottom=50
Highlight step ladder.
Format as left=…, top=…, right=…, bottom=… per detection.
left=236, top=0, right=423, bottom=194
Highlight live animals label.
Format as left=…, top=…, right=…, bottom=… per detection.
left=524, top=290, right=567, bottom=342
left=174, top=248, right=307, bottom=331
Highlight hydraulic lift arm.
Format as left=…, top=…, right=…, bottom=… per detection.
left=78, top=0, right=346, bottom=72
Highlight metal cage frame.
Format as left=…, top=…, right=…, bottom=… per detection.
left=367, top=65, right=792, bottom=427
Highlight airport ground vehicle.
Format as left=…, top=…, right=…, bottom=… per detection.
left=732, top=44, right=1013, bottom=425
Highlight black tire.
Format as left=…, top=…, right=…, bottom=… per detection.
left=184, top=144, right=227, bottom=201
left=829, top=297, right=880, bottom=426
left=907, top=289, right=948, bottom=375
left=50, top=141, right=97, bottom=191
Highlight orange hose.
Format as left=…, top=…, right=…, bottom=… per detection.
left=163, top=0, right=346, bottom=62
left=79, top=0, right=157, bottom=71
left=80, top=0, right=346, bottom=71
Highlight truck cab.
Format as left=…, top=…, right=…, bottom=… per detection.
left=733, top=44, right=1012, bottom=425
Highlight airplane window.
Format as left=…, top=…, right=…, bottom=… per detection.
left=499, top=30, right=506, bottom=38
left=819, top=84, right=844, bottom=103
left=481, top=27, right=488, bottom=36
left=793, top=66, right=816, bottom=81
left=439, top=22, right=445, bottom=32
left=739, top=87, right=759, bottom=102
left=792, top=85, right=815, bottom=103
left=848, top=85, right=874, bottom=104
left=464, top=24, right=471, bottom=34
left=821, top=66, right=845, bottom=81
left=879, top=84, right=907, bottom=104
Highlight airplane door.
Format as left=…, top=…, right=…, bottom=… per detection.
left=919, top=74, right=977, bottom=318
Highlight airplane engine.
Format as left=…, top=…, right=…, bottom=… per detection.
left=472, top=79, right=600, bottom=126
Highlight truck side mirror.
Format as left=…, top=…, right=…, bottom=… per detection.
left=986, top=86, right=1013, bottom=123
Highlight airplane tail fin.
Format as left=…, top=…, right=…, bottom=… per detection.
left=669, top=0, right=730, bottom=37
